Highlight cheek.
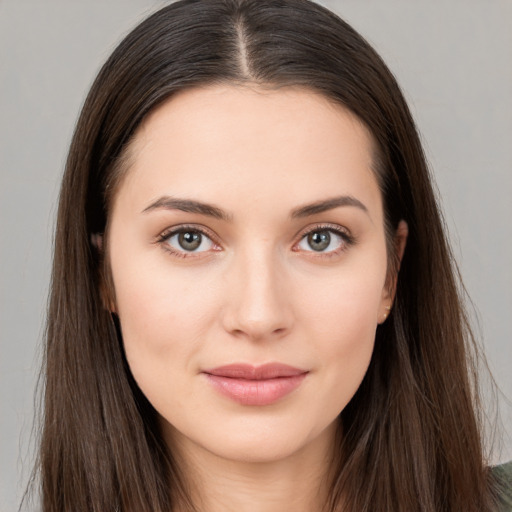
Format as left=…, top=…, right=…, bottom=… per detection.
left=298, top=267, right=385, bottom=404
left=110, top=250, right=220, bottom=385
left=299, top=260, right=386, bottom=339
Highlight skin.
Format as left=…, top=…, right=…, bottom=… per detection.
left=105, top=85, right=407, bottom=512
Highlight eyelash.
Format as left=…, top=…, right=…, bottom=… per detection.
left=155, top=223, right=356, bottom=259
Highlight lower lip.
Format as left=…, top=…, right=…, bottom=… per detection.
left=204, top=373, right=307, bottom=406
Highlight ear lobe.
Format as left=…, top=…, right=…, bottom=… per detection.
left=100, top=281, right=117, bottom=315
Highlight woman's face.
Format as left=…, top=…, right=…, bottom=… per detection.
left=107, top=85, right=396, bottom=463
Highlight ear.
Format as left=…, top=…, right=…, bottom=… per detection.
left=90, top=233, right=117, bottom=313
left=379, top=220, right=408, bottom=323
left=393, top=219, right=408, bottom=268
left=90, top=233, right=103, bottom=252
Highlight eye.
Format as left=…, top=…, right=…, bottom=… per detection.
left=159, top=227, right=218, bottom=256
left=296, top=227, right=352, bottom=254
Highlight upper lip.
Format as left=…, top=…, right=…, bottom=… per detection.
left=203, top=363, right=308, bottom=380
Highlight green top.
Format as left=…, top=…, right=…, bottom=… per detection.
left=494, top=461, right=512, bottom=512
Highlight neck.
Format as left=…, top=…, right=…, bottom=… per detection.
left=168, top=423, right=339, bottom=512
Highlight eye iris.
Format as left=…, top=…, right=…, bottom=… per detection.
left=178, top=231, right=202, bottom=251
left=308, top=231, right=331, bottom=251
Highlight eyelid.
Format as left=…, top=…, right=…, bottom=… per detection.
left=293, top=222, right=352, bottom=242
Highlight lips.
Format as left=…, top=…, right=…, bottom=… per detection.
left=202, top=363, right=308, bottom=406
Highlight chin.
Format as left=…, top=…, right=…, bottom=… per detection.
left=211, top=433, right=309, bottom=463
left=162, top=411, right=339, bottom=466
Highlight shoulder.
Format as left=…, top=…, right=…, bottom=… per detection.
left=493, top=461, right=512, bottom=512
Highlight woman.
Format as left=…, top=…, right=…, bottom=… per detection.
left=36, top=0, right=511, bottom=511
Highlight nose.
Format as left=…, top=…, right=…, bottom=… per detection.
left=221, top=247, right=294, bottom=342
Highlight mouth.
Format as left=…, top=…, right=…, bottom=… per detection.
left=202, top=363, right=309, bottom=406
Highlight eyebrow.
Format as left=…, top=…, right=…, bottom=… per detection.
left=290, top=195, right=368, bottom=218
left=142, top=194, right=368, bottom=221
left=142, top=196, right=231, bottom=221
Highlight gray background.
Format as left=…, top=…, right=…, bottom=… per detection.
left=1, top=1, right=511, bottom=510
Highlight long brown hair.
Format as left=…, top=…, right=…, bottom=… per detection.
left=37, top=0, right=499, bottom=510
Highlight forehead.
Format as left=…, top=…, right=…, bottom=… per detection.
left=112, top=84, right=382, bottom=221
